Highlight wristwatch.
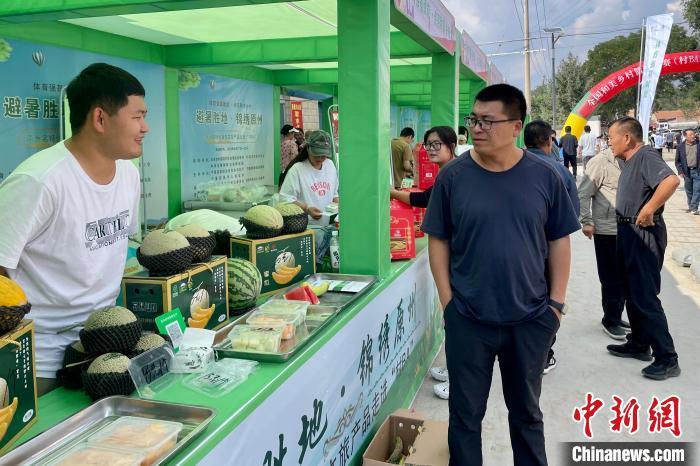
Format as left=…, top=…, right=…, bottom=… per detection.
left=548, top=298, right=569, bottom=315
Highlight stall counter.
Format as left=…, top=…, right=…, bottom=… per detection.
left=9, top=238, right=443, bottom=466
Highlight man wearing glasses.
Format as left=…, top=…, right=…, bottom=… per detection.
left=422, top=84, right=579, bottom=466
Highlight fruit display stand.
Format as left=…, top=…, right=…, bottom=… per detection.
left=0, top=1, right=491, bottom=464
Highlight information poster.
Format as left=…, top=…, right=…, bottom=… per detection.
left=398, top=107, right=418, bottom=135
left=0, top=37, right=168, bottom=225
left=417, top=110, right=432, bottom=142
left=179, top=72, right=274, bottom=201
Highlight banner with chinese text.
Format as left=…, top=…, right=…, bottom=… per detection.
left=178, top=72, right=274, bottom=201
left=393, top=0, right=456, bottom=54
left=638, top=14, right=673, bottom=138
left=201, top=252, right=440, bottom=465
left=0, top=37, right=168, bottom=225
left=291, top=101, right=304, bottom=129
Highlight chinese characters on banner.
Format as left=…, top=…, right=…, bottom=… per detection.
left=291, top=101, right=304, bottom=129
left=197, top=253, right=440, bottom=465
left=393, top=0, right=456, bottom=54
left=179, top=72, right=274, bottom=201
left=461, top=29, right=488, bottom=81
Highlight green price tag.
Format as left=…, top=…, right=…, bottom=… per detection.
left=155, top=308, right=186, bottom=352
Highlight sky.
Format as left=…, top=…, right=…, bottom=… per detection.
left=442, top=0, right=687, bottom=91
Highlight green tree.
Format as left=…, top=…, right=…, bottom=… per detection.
left=530, top=53, right=587, bottom=126
left=683, top=0, right=700, bottom=36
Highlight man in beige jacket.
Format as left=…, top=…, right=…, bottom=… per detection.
left=578, top=146, right=631, bottom=339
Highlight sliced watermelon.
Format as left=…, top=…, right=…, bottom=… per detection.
left=284, top=287, right=309, bottom=302
left=302, top=285, right=320, bottom=305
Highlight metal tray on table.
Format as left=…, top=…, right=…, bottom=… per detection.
left=213, top=273, right=377, bottom=363
left=0, top=396, right=216, bottom=466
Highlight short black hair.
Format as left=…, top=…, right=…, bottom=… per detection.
left=66, top=63, right=145, bottom=135
left=400, top=127, right=415, bottom=138
left=684, top=128, right=695, bottom=136
left=423, top=126, right=457, bottom=153
left=610, top=117, right=643, bottom=142
left=474, top=84, right=527, bottom=122
left=584, top=125, right=591, bottom=132
left=524, top=120, right=552, bottom=149
left=458, top=125, right=468, bottom=136
left=564, top=126, right=572, bottom=133
left=281, top=124, right=295, bottom=136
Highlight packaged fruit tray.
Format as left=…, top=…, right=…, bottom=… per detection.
left=0, top=396, right=215, bottom=466
left=213, top=273, right=377, bottom=363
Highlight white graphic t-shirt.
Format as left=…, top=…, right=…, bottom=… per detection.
left=280, top=159, right=339, bottom=226
left=0, top=142, right=141, bottom=377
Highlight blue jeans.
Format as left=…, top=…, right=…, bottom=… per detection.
left=685, top=167, right=700, bottom=211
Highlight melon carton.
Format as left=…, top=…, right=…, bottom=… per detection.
left=121, top=256, right=229, bottom=332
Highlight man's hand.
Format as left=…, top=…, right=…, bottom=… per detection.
left=582, top=224, right=595, bottom=239
left=635, top=203, right=657, bottom=227
left=307, top=207, right=323, bottom=220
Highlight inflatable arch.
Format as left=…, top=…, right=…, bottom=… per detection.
left=563, top=51, right=700, bottom=138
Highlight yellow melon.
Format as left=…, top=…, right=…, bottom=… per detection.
left=0, top=276, right=27, bottom=307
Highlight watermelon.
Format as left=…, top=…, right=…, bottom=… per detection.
left=227, top=258, right=262, bottom=312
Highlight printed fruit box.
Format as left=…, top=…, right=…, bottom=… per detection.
left=400, top=187, right=426, bottom=238
left=121, top=256, right=229, bottom=332
left=390, top=199, right=416, bottom=260
left=230, top=230, right=316, bottom=296
left=0, top=320, right=38, bottom=455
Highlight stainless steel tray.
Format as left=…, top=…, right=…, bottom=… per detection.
left=214, top=273, right=377, bottom=363
left=0, top=396, right=216, bottom=466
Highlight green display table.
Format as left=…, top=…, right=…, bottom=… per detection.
left=12, top=239, right=443, bottom=465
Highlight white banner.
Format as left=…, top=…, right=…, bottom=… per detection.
left=638, top=14, right=674, bottom=139
left=197, top=252, right=438, bottom=465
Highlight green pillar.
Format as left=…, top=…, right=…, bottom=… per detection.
left=430, top=37, right=459, bottom=128
left=338, top=0, right=390, bottom=277
left=273, top=86, right=281, bottom=187
left=165, top=67, right=181, bottom=218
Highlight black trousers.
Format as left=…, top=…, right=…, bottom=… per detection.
left=617, top=222, right=677, bottom=362
left=593, top=234, right=625, bottom=326
left=445, top=301, right=559, bottom=466
left=563, top=153, right=577, bottom=176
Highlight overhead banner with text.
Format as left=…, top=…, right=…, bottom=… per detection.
left=393, top=0, right=456, bottom=54
left=638, top=13, right=673, bottom=137
left=461, top=29, right=488, bottom=80
left=179, top=72, right=274, bottom=202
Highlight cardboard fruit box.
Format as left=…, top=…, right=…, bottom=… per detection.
left=0, top=319, right=38, bottom=455
left=230, top=230, right=316, bottom=296
left=390, top=199, right=416, bottom=260
left=363, top=409, right=449, bottom=466
left=121, top=256, right=229, bottom=332
left=416, top=144, right=439, bottom=190
left=400, top=187, right=426, bottom=238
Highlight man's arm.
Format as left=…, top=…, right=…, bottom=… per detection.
left=636, top=175, right=680, bottom=226
left=428, top=236, right=452, bottom=309
left=675, top=146, right=684, bottom=176
left=577, top=159, right=603, bottom=238
left=547, top=235, right=571, bottom=319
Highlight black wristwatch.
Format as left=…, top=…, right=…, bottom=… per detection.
left=548, top=298, right=569, bottom=315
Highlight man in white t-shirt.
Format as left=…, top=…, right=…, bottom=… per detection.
left=0, top=63, right=147, bottom=394
left=578, top=125, right=597, bottom=172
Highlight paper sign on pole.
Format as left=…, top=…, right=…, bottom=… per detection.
left=638, top=14, right=674, bottom=139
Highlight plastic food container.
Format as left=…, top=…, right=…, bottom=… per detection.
left=259, top=299, right=310, bottom=317
left=305, top=305, right=337, bottom=325
left=86, top=416, right=183, bottom=466
left=229, top=324, right=284, bottom=353
left=246, top=310, right=304, bottom=340
left=43, top=444, right=146, bottom=466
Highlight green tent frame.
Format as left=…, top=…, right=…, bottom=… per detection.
left=0, top=0, right=487, bottom=278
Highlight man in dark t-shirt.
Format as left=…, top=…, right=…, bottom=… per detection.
left=560, top=125, right=579, bottom=177
left=422, top=84, right=579, bottom=466
left=606, top=117, right=681, bottom=380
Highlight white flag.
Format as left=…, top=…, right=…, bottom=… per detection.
left=638, top=14, right=673, bottom=141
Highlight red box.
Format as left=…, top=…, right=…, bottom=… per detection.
left=390, top=199, right=416, bottom=260
left=400, top=188, right=426, bottom=238
left=415, top=144, right=439, bottom=190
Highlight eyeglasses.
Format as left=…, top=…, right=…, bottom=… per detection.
left=465, top=116, right=518, bottom=131
left=424, top=141, right=443, bottom=151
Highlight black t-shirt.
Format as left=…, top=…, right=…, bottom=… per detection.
left=422, top=151, right=580, bottom=325
left=560, top=133, right=578, bottom=156
left=616, top=145, right=675, bottom=218
left=409, top=186, right=432, bottom=208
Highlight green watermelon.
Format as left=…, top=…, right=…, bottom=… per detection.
left=227, top=258, right=262, bottom=312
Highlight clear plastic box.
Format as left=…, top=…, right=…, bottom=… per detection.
left=259, top=299, right=310, bottom=317
left=42, top=444, right=146, bottom=466
left=229, top=324, right=284, bottom=353
left=246, top=310, right=304, bottom=340
left=86, top=416, right=183, bottom=466
left=305, top=305, right=338, bottom=325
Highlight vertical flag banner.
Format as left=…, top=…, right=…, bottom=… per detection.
left=291, top=101, right=304, bottom=129
left=638, top=14, right=673, bottom=138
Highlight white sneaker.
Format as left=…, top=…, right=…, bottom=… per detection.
left=433, top=381, right=449, bottom=399
left=543, top=356, right=557, bottom=374
left=429, top=366, right=449, bottom=382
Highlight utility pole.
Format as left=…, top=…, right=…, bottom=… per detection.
left=544, top=27, right=564, bottom=128
left=523, top=0, right=531, bottom=112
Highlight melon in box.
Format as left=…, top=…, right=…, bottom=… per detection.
left=0, top=320, right=38, bottom=455
left=230, top=230, right=315, bottom=296
left=121, top=256, right=228, bottom=331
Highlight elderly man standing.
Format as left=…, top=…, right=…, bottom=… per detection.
left=675, top=129, right=700, bottom=214
left=606, top=117, right=681, bottom=380
left=578, top=144, right=630, bottom=340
